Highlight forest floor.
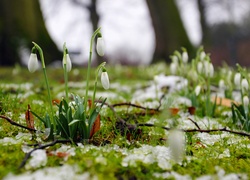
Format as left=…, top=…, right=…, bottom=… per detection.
left=0, top=63, right=250, bottom=180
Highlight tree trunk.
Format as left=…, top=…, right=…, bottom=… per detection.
left=146, top=0, right=193, bottom=63
left=0, top=0, right=61, bottom=66
left=197, top=0, right=211, bottom=46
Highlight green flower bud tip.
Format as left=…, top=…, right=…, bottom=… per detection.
left=101, top=70, right=109, bottom=90
left=96, top=37, right=105, bottom=56
left=28, top=52, right=39, bottom=73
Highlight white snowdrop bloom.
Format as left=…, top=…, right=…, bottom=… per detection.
left=96, top=37, right=105, bottom=56
left=241, top=78, right=249, bottom=93
left=204, top=61, right=213, bottom=77
left=197, top=61, right=203, bottom=74
left=208, top=63, right=214, bottom=77
left=243, top=95, right=249, bottom=109
left=28, top=53, right=39, bottom=73
left=62, top=54, right=72, bottom=72
left=170, top=62, right=178, bottom=74
left=101, top=71, right=110, bottom=90
left=182, top=51, right=188, bottom=63
left=195, top=85, right=201, bottom=96
left=219, top=79, right=226, bottom=90
left=168, top=129, right=185, bottom=163
left=234, top=73, right=241, bottom=86
left=200, top=51, right=206, bottom=61
left=172, top=55, right=178, bottom=63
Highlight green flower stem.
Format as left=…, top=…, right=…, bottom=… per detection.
left=32, top=42, right=56, bottom=128
left=63, top=43, right=69, bottom=102
left=64, top=64, right=69, bottom=102
left=91, top=62, right=106, bottom=110
left=84, top=27, right=101, bottom=113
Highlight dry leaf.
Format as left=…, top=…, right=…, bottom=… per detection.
left=25, top=104, right=34, bottom=130
left=211, top=96, right=238, bottom=107
left=89, top=114, right=101, bottom=139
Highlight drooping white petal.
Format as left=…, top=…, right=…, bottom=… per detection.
left=241, top=78, right=249, bottom=93
left=101, top=71, right=109, bottom=90
left=28, top=53, right=39, bottom=73
left=62, top=54, right=72, bottom=72
left=234, top=73, right=241, bottom=86
left=243, top=95, right=249, bottom=108
left=195, top=85, right=201, bottom=96
left=96, top=37, right=105, bottom=56
left=182, top=51, right=188, bottom=63
left=200, top=51, right=206, bottom=61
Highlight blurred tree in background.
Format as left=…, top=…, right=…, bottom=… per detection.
left=146, top=0, right=194, bottom=63
left=0, top=0, right=61, bottom=66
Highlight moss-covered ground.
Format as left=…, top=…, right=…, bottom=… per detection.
left=0, top=63, right=250, bottom=179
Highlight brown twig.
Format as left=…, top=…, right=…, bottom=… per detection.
left=188, top=117, right=201, bottom=130
left=0, top=115, right=38, bottom=132
left=19, top=139, right=71, bottom=169
left=138, top=123, right=250, bottom=137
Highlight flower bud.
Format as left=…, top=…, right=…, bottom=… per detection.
left=234, top=73, right=241, bottom=87
left=219, top=79, right=226, bottom=90
left=182, top=51, right=188, bottom=63
left=200, top=51, right=206, bottom=61
left=243, top=95, right=249, bottom=108
left=96, top=37, right=105, bottom=56
left=62, top=54, right=72, bottom=72
left=168, top=129, right=185, bottom=163
left=28, top=53, right=39, bottom=73
left=101, top=71, right=109, bottom=90
left=170, top=62, right=178, bottom=75
left=241, top=78, right=249, bottom=93
left=195, top=85, right=201, bottom=96
left=197, top=61, right=203, bottom=74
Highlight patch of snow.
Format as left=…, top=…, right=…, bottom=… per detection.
left=153, top=171, right=191, bottom=180
left=4, top=164, right=93, bottom=180
left=26, top=149, right=47, bottom=169
left=121, top=145, right=172, bottom=169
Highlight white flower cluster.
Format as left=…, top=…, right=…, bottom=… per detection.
left=196, top=50, right=214, bottom=78
left=170, top=49, right=188, bottom=75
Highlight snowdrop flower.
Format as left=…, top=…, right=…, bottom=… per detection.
left=219, top=79, right=226, bottom=90
left=182, top=51, right=188, bottom=63
left=28, top=52, right=39, bottom=73
left=204, top=61, right=214, bottom=77
left=197, top=61, right=203, bottom=74
left=200, top=51, right=206, bottom=61
left=208, top=63, right=214, bottom=77
left=170, top=62, right=178, bottom=74
left=168, top=129, right=185, bottom=163
left=234, top=73, right=241, bottom=87
left=243, top=95, right=249, bottom=109
left=101, top=70, right=109, bottom=90
left=195, top=85, right=201, bottom=96
left=62, top=53, right=72, bottom=72
left=172, top=55, right=178, bottom=63
left=96, top=37, right=105, bottom=56
left=241, top=78, right=249, bottom=93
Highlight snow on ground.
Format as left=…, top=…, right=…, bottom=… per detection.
left=1, top=74, right=249, bottom=179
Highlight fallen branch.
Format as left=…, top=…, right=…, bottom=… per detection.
left=137, top=123, right=250, bottom=137
left=0, top=115, right=38, bottom=132
left=19, top=139, right=71, bottom=169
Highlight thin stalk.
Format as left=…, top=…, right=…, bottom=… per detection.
left=64, top=63, right=69, bottom=102
left=32, top=42, right=56, bottom=129
left=63, top=43, right=69, bottom=102
left=91, top=62, right=106, bottom=110
left=84, top=27, right=101, bottom=113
